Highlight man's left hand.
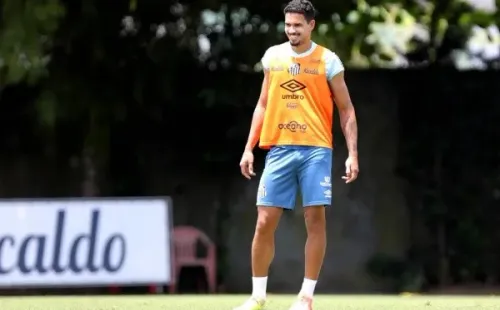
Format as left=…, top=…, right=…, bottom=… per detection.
left=342, top=156, right=359, bottom=183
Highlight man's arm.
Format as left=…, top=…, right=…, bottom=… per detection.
left=244, top=70, right=269, bottom=151
left=328, top=71, right=358, bottom=157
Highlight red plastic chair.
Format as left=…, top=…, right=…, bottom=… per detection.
left=169, top=225, right=217, bottom=294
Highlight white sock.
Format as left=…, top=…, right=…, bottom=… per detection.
left=299, top=278, right=317, bottom=297
left=251, top=276, right=268, bottom=299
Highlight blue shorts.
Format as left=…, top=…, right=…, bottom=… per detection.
left=256, top=146, right=332, bottom=209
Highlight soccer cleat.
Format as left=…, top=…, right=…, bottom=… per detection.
left=232, top=297, right=266, bottom=310
left=288, top=295, right=313, bottom=310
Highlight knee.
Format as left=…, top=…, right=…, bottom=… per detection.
left=304, top=207, right=326, bottom=234
left=255, top=209, right=280, bottom=236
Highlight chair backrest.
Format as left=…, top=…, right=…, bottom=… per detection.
left=172, top=226, right=214, bottom=261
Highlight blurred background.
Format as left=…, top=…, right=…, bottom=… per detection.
left=0, top=0, right=499, bottom=297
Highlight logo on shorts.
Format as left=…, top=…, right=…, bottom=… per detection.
left=324, top=189, right=332, bottom=198
left=278, top=121, right=307, bottom=133
left=258, top=184, right=266, bottom=198
left=320, top=177, right=331, bottom=187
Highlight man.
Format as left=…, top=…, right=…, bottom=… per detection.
left=235, top=0, right=359, bottom=309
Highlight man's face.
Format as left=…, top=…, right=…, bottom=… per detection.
left=284, top=13, right=315, bottom=46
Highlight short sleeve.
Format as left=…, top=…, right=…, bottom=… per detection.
left=324, top=50, right=344, bottom=80
left=261, top=46, right=275, bottom=70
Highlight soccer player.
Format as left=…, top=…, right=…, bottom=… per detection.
left=234, top=0, right=359, bottom=309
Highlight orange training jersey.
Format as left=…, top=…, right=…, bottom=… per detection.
left=259, top=42, right=344, bottom=149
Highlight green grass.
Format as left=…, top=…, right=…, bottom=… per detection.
left=0, top=295, right=499, bottom=309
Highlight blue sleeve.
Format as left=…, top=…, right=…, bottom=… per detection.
left=324, top=50, right=344, bottom=81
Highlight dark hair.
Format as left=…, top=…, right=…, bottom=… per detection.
left=283, top=0, right=316, bottom=22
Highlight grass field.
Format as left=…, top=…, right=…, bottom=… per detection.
left=0, top=295, right=500, bottom=310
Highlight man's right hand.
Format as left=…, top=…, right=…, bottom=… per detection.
left=239, top=150, right=256, bottom=179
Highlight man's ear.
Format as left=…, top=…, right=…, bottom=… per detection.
left=309, top=19, right=316, bottom=30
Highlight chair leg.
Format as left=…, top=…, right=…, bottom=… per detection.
left=205, top=265, right=217, bottom=293
left=169, top=283, right=176, bottom=294
left=169, top=266, right=181, bottom=294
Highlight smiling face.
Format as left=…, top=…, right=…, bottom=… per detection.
left=284, top=12, right=315, bottom=47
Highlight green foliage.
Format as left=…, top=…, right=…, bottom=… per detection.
left=0, top=0, right=65, bottom=86
left=320, top=0, right=499, bottom=68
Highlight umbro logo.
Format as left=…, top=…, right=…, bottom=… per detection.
left=280, top=79, right=306, bottom=93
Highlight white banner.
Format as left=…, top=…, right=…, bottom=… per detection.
left=0, top=197, right=172, bottom=287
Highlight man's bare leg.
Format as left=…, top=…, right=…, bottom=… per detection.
left=233, top=206, right=283, bottom=310
left=251, top=206, right=283, bottom=298
left=301, top=206, right=327, bottom=297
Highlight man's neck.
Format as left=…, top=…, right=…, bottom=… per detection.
left=291, top=40, right=312, bottom=54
